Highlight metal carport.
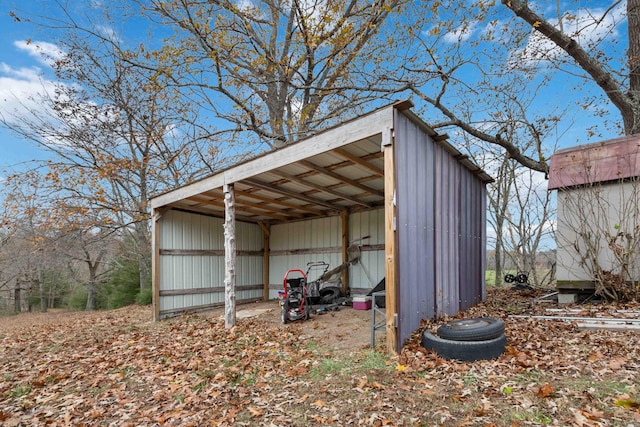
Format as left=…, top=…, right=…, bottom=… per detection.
left=150, top=100, right=492, bottom=353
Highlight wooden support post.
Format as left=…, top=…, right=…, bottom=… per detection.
left=341, top=210, right=349, bottom=295
left=152, top=208, right=162, bottom=321
left=383, top=131, right=398, bottom=354
left=258, top=222, right=270, bottom=301
left=224, top=183, right=237, bottom=328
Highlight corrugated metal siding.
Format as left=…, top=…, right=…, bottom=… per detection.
left=159, top=210, right=263, bottom=317
left=395, top=111, right=437, bottom=348
left=266, top=211, right=386, bottom=298
left=268, top=216, right=342, bottom=298
left=349, top=209, right=385, bottom=292
left=434, top=148, right=461, bottom=315
left=394, top=111, right=487, bottom=347
left=458, top=171, right=486, bottom=309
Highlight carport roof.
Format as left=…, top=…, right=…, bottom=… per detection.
left=150, top=101, right=492, bottom=223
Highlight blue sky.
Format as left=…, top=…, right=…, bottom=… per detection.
left=0, top=0, right=629, bottom=175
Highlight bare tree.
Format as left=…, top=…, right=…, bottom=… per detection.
left=141, top=0, right=406, bottom=148
left=2, top=4, right=211, bottom=290
left=557, top=177, right=640, bottom=301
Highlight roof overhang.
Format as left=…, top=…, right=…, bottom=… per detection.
left=150, top=100, right=492, bottom=223
left=548, top=134, right=640, bottom=190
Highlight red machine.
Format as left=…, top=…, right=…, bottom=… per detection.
left=280, top=269, right=310, bottom=324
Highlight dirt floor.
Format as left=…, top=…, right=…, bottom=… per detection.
left=203, top=299, right=385, bottom=354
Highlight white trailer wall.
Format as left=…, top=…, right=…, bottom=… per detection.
left=158, top=210, right=263, bottom=318
left=556, top=182, right=640, bottom=285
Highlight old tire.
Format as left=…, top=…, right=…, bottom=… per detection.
left=319, top=286, right=341, bottom=304
left=436, top=318, right=504, bottom=342
left=421, top=331, right=507, bottom=362
left=281, top=300, right=288, bottom=324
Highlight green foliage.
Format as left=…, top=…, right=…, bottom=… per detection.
left=5, top=384, right=32, bottom=399
left=66, top=286, right=89, bottom=310
left=135, top=286, right=153, bottom=306
left=104, top=257, right=141, bottom=309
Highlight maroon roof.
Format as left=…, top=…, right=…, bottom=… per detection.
left=548, top=134, right=640, bottom=190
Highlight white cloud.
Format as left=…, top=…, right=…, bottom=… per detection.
left=512, top=2, right=626, bottom=68
left=0, top=63, right=41, bottom=81
left=443, top=22, right=479, bottom=43
left=95, top=25, right=122, bottom=43
left=0, top=63, right=57, bottom=124
left=14, top=40, right=65, bottom=67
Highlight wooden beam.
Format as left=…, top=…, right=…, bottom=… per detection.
left=384, top=139, right=398, bottom=354
left=159, top=249, right=263, bottom=256
left=243, top=178, right=342, bottom=211
left=333, top=148, right=385, bottom=177
left=159, top=284, right=263, bottom=296
left=152, top=208, right=161, bottom=322
left=259, top=222, right=270, bottom=301
left=202, top=190, right=308, bottom=218
left=224, top=183, right=236, bottom=328
left=341, top=210, right=349, bottom=295
left=235, top=189, right=324, bottom=216
left=269, top=169, right=372, bottom=208
left=186, top=195, right=294, bottom=222
left=299, top=159, right=384, bottom=197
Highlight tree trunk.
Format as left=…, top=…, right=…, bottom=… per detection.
left=495, top=233, right=504, bottom=287
left=38, top=275, right=47, bottom=313
left=86, top=281, right=96, bottom=311
left=630, top=0, right=640, bottom=94
left=14, top=286, right=21, bottom=313
left=223, top=184, right=236, bottom=328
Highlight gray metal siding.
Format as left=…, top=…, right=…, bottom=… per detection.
left=158, top=210, right=263, bottom=317
left=349, top=209, right=385, bottom=293
left=394, top=111, right=487, bottom=347
left=267, top=212, right=385, bottom=298
left=268, top=216, right=342, bottom=299
left=394, top=111, right=436, bottom=348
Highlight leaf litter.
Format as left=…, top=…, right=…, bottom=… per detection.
left=0, top=287, right=639, bottom=426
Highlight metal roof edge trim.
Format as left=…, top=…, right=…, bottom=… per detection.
left=150, top=101, right=400, bottom=209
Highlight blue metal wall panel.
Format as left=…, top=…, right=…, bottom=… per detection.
left=394, top=111, right=487, bottom=348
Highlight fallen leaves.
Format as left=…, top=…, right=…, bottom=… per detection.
left=2, top=288, right=640, bottom=426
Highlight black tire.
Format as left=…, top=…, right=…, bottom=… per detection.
left=421, top=331, right=507, bottom=362
left=436, top=318, right=504, bottom=342
left=319, top=286, right=341, bottom=304
left=281, top=300, right=288, bottom=324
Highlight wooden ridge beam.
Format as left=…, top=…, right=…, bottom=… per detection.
left=333, top=148, right=384, bottom=177
left=298, top=159, right=384, bottom=197
left=243, top=178, right=343, bottom=211
left=270, top=169, right=372, bottom=208
left=186, top=196, right=294, bottom=221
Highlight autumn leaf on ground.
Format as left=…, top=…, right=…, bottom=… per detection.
left=615, top=396, right=640, bottom=409
left=536, top=383, right=554, bottom=398
left=247, top=407, right=264, bottom=417
left=312, top=399, right=327, bottom=408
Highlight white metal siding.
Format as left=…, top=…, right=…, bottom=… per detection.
left=268, top=216, right=342, bottom=298
left=349, top=209, right=385, bottom=291
left=556, top=182, right=640, bottom=283
left=159, top=210, right=263, bottom=317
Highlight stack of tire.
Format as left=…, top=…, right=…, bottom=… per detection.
left=420, top=318, right=507, bottom=362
